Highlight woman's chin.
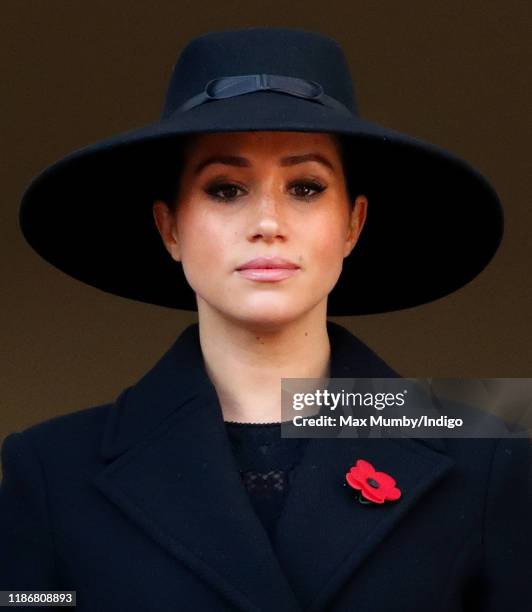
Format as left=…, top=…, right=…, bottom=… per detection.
left=205, top=295, right=298, bottom=327
left=225, top=298, right=308, bottom=329
left=197, top=287, right=326, bottom=329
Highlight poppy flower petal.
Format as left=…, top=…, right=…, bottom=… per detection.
left=373, top=471, right=396, bottom=488
left=385, top=486, right=402, bottom=501
left=349, top=478, right=367, bottom=490
left=345, top=472, right=363, bottom=490
left=348, top=471, right=371, bottom=488
left=359, top=485, right=386, bottom=503
left=353, top=459, right=375, bottom=478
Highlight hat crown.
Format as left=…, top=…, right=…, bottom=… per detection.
left=161, top=27, right=358, bottom=120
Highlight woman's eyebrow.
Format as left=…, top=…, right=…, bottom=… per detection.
left=192, top=152, right=335, bottom=175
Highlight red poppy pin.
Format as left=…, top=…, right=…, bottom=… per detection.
left=345, top=459, right=401, bottom=505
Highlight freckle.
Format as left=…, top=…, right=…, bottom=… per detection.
left=304, top=332, right=308, bottom=336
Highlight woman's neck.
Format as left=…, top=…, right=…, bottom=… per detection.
left=196, top=306, right=331, bottom=423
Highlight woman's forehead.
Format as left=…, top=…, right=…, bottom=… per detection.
left=183, top=131, right=341, bottom=159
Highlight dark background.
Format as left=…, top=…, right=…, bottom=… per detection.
left=2, top=1, right=531, bottom=439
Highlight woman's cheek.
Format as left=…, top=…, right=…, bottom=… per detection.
left=312, top=225, right=345, bottom=268
left=183, top=213, right=224, bottom=265
left=313, top=228, right=348, bottom=291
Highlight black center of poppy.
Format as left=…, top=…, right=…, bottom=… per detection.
left=367, top=477, right=380, bottom=488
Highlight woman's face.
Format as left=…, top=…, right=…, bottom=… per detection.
left=153, top=131, right=367, bottom=328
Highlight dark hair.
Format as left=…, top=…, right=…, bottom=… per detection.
left=333, top=134, right=362, bottom=207
left=152, top=133, right=363, bottom=212
left=150, top=136, right=193, bottom=211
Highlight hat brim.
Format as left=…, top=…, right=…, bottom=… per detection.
left=19, top=91, right=503, bottom=315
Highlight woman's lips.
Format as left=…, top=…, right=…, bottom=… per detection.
left=236, top=268, right=300, bottom=282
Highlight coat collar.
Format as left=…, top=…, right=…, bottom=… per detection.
left=93, top=321, right=453, bottom=611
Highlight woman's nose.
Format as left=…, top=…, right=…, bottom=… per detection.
left=248, top=194, right=286, bottom=241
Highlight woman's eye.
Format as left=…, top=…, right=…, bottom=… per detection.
left=205, top=182, right=246, bottom=201
left=289, top=181, right=326, bottom=200
left=204, top=180, right=326, bottom=202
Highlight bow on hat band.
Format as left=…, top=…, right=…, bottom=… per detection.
left=175, top=73, right=354, bottom=117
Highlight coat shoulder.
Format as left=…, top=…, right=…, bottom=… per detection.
left=3, top=401, right=115, bottom=467
left=24, top=401, right=112, bottom=437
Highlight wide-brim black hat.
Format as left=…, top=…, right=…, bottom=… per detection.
left=19, top=27, right=503, bottom=316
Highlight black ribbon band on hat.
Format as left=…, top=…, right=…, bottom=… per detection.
left=175, top=73, right=354, bottom=117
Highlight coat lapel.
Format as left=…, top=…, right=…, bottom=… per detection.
left=92, top=324, right=301, bottom=612
left=92, top=321, right=454, bottom=612
left=273, top=436, right=453, bottom=611
left=271, top=322, right=454, bottom=610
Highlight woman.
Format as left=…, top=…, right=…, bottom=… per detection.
left=151, top=129, right=368, bottom=425
left=1, top=27, right=530, bottom=611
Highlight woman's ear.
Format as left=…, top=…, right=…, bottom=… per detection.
left=152, top=200, right=181, bottom=262
left=344, top=195, right=368, bottom=257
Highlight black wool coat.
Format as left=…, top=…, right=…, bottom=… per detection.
left=1, top=321, right=530, bottom=611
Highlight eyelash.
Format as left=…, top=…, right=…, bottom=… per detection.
left=204, top=180, right=326, bottom=202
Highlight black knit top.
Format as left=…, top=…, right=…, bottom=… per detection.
left=224, top=421, right=309, bottom=545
